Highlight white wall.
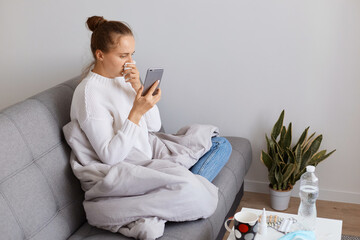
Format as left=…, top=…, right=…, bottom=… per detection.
left=1, top=0, right=359, bottom=204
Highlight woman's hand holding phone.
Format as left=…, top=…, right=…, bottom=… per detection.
left=123, top=62, right=142, bottom=93
left=128, top=80, right=161, bottom=125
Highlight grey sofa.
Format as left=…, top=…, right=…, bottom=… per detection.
left=0, top=76, right=252, bottom=240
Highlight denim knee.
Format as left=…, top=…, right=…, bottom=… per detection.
left=190, top=136, right=232, bottom=181
left=212, top=137, right=232, bottom=153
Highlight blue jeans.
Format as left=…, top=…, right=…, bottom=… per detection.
left=190, top=137, right=232, bottom=182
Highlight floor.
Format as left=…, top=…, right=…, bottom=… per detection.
left=222, top=191, right=360, bottom=240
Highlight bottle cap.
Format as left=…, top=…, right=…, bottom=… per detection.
left=306, top=165, right=315, bottom=173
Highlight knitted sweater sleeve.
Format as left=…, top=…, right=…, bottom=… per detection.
left=80, top=117, right=140, bottom=165
left=143, top=105, right=162, bottom=132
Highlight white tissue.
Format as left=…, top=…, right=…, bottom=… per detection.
left=124, top=61, right=136, bottom=70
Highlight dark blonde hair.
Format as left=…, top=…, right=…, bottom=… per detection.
left=83, top=16, right=133, bottom=76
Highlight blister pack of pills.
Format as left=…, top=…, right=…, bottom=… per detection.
left=259, top=215, right=297, bottom=234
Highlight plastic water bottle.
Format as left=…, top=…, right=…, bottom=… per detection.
left=297, top=165, right=319, bottom=231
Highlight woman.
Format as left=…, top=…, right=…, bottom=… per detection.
left=66, top=15, right=232, bottom=239
left=70, top=15, right=231, bottom=182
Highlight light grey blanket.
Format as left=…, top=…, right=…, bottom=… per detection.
left=63, top=120, right=220, bottom=240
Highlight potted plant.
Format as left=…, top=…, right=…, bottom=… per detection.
left=260, top=110, right=335, bottom=211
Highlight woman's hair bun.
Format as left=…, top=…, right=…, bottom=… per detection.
left=87, top=16, right=108, bottom=32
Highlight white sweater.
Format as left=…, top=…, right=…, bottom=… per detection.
left=70, top=71, right=162, bottom=165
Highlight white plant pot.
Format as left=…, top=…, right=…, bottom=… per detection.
left=269, top=186, right=292, bottom=211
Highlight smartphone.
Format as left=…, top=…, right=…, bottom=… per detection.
left=142, top=68, right=164, bottom=96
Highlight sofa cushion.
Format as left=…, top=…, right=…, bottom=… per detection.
left=0, top=76, right=85, bottom=240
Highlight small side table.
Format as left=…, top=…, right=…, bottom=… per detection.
left=226, top=207, right=342, bottom=240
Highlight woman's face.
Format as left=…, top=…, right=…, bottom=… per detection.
left=99, top=35, right=135, bottom=78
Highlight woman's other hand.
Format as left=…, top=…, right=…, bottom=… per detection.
left=128, top=80, right=161, bottom=125
left=123, top=63, right=142, bottom=92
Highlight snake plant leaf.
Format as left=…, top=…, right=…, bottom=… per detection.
left=285, top=148, right=295, bottom=164
left=282, top=123, right=292, bottom=149
left=281, top=181, right=288, bottom=190
left=294, top=144, right=302, bottom=174
left=266, top=134, right=271, bottom=153
left=315, top=149, right=336, bottom=166
left=272, top=135, right=284, bottom=155
left=301, top=135, right=322, bottom=170
left=271, top=110, right=284, bottom=140
left=282, top=163, right=295, bottom=183
left=302, top=132, right=316, bottom=150
left=261, top=150, right=273, bottom=171
left=307, top=150, right=326, bottom=166
left=274, top=152, right=285, bottom=165
left=293, top=126, right=309, bottom=152
left=288, top=160, right=299, bottom=186
left=277, top=152, right=285, bottom=163
left=308, top=149, right=336, bottom=166
left=269, top=164, right=277, bottom=188
left=311, top=135, right=323, bottom=154
left=274, top=166, right=283, bottom=187
left=266, top=134, right=275, bottom=156
left=304, top=135, right=323, bottom=159
left=279, top=126, right=286, bottom=147
left=294, top=168, right=306, bottom=184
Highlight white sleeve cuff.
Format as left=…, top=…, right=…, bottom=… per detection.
left=120, top=118, right=141, bottom=137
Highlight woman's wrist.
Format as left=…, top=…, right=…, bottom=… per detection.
left=128, top=109, right=142, bottom=125
left=134, top=82, right=142, bottom=93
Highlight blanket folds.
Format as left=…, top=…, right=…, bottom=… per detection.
left=63, top=120, right=220, bottom=240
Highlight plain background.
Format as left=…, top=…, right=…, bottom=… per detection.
left=1, top=0, right=359, bottom=204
